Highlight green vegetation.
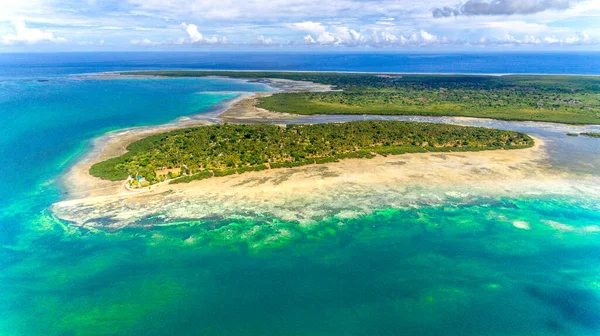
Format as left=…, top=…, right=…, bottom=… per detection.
left=123, top=71, right=600, bottom=124
left=581, top=132, right=600, bottom=138
left=90, top=121, right=533, bottom=187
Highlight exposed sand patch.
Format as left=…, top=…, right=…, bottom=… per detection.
left=543, top=220, right=600, bottom=233
left=218, top=92, right=298, bottom=122
left=218, top=78, right=333, bottom=122
left=252, top=78, right=334, bottom=93
left=512, top=221, right=531, bottom=230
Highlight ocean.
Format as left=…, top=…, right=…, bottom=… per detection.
left=2, top=52, right=600, bottom=79
left=1, top=52, right=600, bottom=336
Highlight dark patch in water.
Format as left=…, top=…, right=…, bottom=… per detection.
left=432, top=153, right=465, bottom=160
left=524, top=284, right=600, bottom=329
left=198, top=215, right=225, bottom=223
left=232, top=176, right=270, bottom=187
left=321, top=171, right=340, bottom=178
left=545, top=320, right=565, bottom=333
left=134, top=215, right=168, bottom=226
left=305, top=166, right=330, bottom=175
left=84, top=216, right=118, bottom=226
left=271, top=170, right=296, bottom=185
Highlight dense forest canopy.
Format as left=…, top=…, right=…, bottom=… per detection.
left=124, top=71, right=600, bottom=124
left=90, top=121, right=533, bottom=187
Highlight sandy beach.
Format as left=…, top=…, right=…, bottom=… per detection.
left=60, top=77, right=333, bottom=199
left=53, top=124, right=600, bottom=229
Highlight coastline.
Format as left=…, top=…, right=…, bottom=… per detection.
left=54, top=74, right=600, bottom=229
left=51, top=134, right=600, bottom=229
left=60, top=77, right=333, bottom=199
left=105, top=69, right=600, bottom=78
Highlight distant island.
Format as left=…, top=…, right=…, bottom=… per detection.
left=582, top=132, right=600, bottom=138
left=123, top=71, right=600, bottom=124
left=90, top=120, right=533, bottom=188
left=566, top=132, right=600, bottom=138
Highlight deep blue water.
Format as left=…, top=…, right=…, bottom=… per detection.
left=1, top=52, right=599, bottom=80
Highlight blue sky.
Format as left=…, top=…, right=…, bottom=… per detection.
left=0, top=0, right=599, bottom=51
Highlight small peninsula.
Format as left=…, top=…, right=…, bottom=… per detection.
left=90, top=121, right=533, bottom=187
left=123, top=71, right=600, bottom=124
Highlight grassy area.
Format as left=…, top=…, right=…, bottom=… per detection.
left=90, top=121, right=533, bottom=187
left=257, top=91, right=600, bottom=124
left=123, top=71, right=600, bottom=124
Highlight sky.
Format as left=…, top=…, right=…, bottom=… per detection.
left=0, top=0, right=599, bottom=51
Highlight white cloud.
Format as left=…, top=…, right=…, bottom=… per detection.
left=256, top=35, right=274, bottom=45
left=474, top=30, right=594, bottom=45
left=292, top=21, right=444, bottom=47
left=433, top=0, right=578, bottom=17
left=524, top=35, right=541, bottom=44
left=539, top=32, right=592, bottom=44
left=179, top=22, right=227, bottom=44
left=303, top=34, right=317, bottom=44
left=582, top=31, right=590, bottom=41
left=483, top=20, right=548, bottom=33
left=503, top=32, right=521, bottom=43
left=125, top=0, right=416, bottom=22
left=294, top=23, right=364, bottom=45
left=564, top=36, right=579, bottom=43
left=0, top=0, right=598, bottom=49
left=181, top=22, right=203, bottom=43
left=411, top=30, right=437, bottom=43
left=2, top=20, right=66, bottom=45
left=500, top=33, right=542, bottom=44
left=289, top=21, right=328, bottom=34
left=79, top=39, right=106, bottom=46
left=130, top=38, right=159, bottom=46
left=381, top=31, right=399, bottom=42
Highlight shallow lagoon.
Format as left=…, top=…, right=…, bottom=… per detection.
left=1, top=72, right=600, bottom=335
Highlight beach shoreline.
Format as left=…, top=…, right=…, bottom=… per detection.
left=59, top=77, right=333, bottom=199
left=52, top=133, right=600, bottom=230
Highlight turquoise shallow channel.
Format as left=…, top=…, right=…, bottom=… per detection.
left=1, top=73, right=600, bottom=335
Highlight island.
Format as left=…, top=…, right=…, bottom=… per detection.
left=53, top=71, right=600, bottom=232
left=89, top=121, right=533, bottom=187
left=123, top=71, right=600, bottom=124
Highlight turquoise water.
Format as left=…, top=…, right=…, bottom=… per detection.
left=3, top=197, right=600, bottom=335
left=0, top=76, right=268, bottom=243
left=1, top=68, right=600, bottom=335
